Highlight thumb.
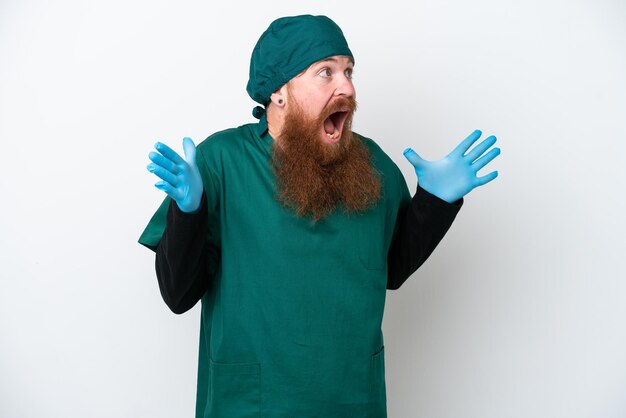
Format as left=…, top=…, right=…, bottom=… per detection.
left=403, top=148, right=425, bottom=168
left=182, top=137, right=197, bottom=164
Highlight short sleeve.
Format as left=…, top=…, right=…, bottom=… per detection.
left=137, top=140, right=221, bottom=253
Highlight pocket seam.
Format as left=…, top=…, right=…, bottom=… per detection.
left=370, top=345, right=385, bottom=395
left=358, top=253, right=386, bottom=271
left=208, top=359, right=261, bottom=418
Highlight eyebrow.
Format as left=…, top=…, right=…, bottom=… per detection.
left=296, top=57, right=354, bottom=78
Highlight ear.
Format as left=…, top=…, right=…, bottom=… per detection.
left=270, top=86, right=288, bottom=107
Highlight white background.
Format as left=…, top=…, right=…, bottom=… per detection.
left=1, top=0, right=625, bottom=417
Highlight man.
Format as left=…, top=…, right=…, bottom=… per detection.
left=139, top=14, right=500, bottom=418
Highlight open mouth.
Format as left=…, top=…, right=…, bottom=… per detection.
left=322, top=109, right=350, bottom=143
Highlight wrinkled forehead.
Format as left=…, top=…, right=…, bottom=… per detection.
left=295, top=56, right=355, bottom=76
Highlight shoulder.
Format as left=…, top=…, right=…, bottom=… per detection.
left=196, top=124, right=254, bottom=157
left=194, top=123, right=264, bottom=183
left=353, top=132, right=402, bottom=177
left=353, top=132, right=411, bottom=205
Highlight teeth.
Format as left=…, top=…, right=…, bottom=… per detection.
left=326, top=129, right=340, bottom=140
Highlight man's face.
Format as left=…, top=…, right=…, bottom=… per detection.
left=283, top=56, right=356, bottom=145
left=270, top=55, right=381, bottom=222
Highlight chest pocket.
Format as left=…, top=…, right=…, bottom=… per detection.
left=206, top=359, right=261, bottom=418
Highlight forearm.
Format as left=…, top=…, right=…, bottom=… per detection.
left=386, top=185, right=463, bottom=290
left=155, top=191, right=210, bottom=314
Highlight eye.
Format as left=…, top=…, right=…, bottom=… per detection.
left=345, top=68, right=354, bottom=79
left=318, top=67, right=332, bottom=78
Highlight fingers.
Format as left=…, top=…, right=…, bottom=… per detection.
left=476, top=170, right=499, bottom=187
left=154, top=181, right=182, bottom=201
left=464, top=135, right=497, bottom=163
left=154, top=141, right=186, bottom=165
left=148, top=151, right=180, bottom=174
left=182, top=137, right=197, bottom=164
left=403, top=148, right=425, bottom=168
left=472, top=147, right=501, bottom=172
left=451, top=129, right=482, bottom=157
left=147, top=163, right=178, bottom=186
left=148, top=138, right=198, bottom=203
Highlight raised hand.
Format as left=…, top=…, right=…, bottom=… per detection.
left=147, top=137, right=204, bottom=213
left=403, top=129, right=500, bottom=203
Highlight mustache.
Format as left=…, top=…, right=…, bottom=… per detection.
left=319, top=96, right=358, bottom=121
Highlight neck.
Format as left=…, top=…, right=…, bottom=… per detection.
left=266, top=104, right=285, bottom=148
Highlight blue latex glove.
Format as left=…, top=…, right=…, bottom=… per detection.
left=147, top=137, right=203, bottom=213
left=403, top=129, right=500, bottom=203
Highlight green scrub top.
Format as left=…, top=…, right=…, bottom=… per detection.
left=139, top=116, right=412, bottom=418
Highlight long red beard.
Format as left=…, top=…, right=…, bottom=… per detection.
left=270, top=96, right=382, bottom=222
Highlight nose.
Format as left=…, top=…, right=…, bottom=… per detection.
left=335, top=74, right=355, bottom=98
